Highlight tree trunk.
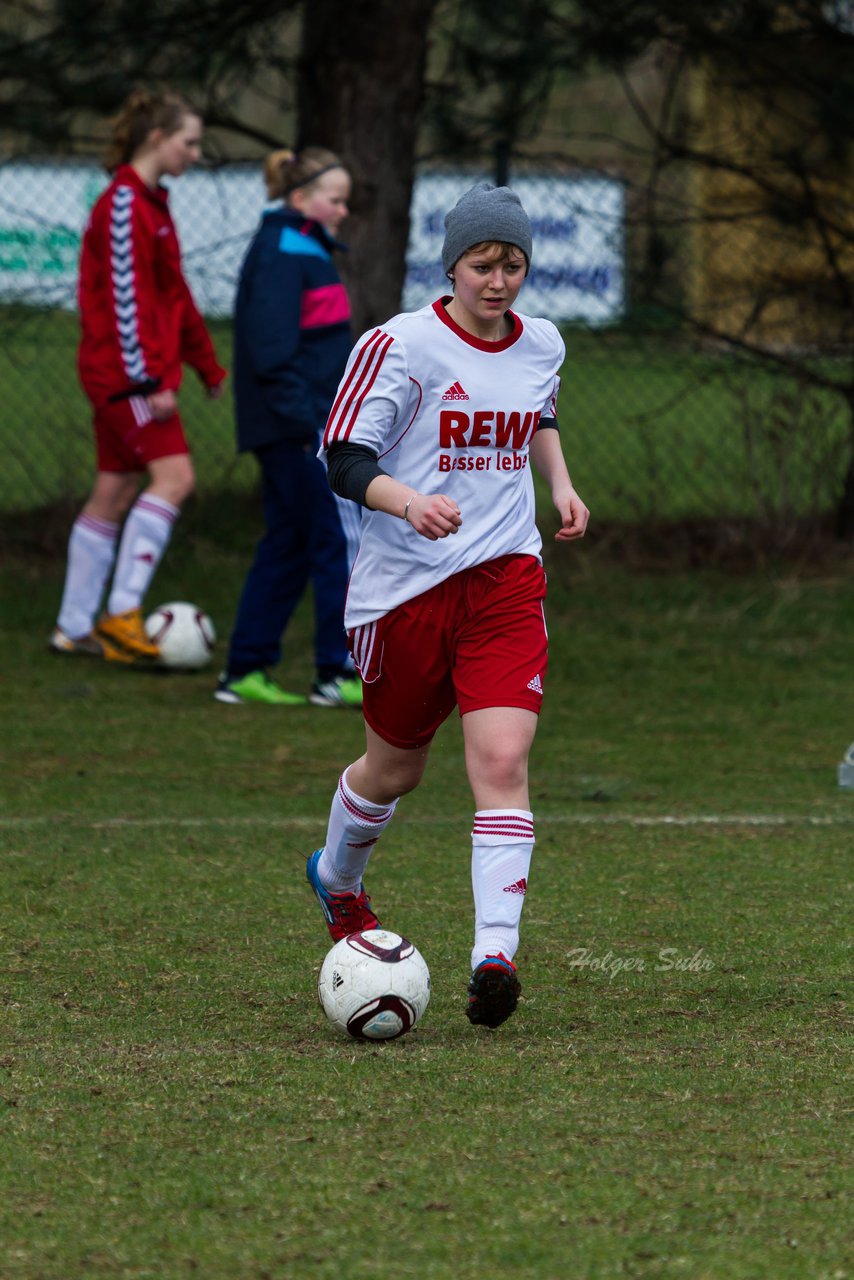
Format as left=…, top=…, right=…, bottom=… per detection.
left=835, top=403, right=854, bottom=540
left=297, top=0, right=438, bottom=338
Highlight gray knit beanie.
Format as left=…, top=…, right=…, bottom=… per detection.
left=442, top=182, right=533, bottom=275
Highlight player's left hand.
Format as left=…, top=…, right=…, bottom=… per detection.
left=206, top=380, right=226, bottom=400
left=554, top=488, right=589, bottom=541
left=148, top=389, right=179, bottom=421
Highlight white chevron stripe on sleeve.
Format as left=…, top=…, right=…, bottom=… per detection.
left=110, top=185, right=148, bottom=385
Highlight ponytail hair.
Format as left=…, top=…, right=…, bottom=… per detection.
left=105, top=87, right=198, bottom=172
left=264, top=146, right=346, bottom=202
left=263, top=148, right=296, bottom=200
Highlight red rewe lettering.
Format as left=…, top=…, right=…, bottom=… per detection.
left=440, top=408, right=540, bottom=448
left=495, top=411, right=539, bottom=448
left=439, top=409, right=470, bottom=447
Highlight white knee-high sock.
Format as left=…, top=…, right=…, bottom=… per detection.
left=318, top=769, right=399, bottom=893
left=471, top=809, right=534, bottom=969
left=108, top=494, right=178, bottom=616
left=57, top=513, right=119, bottom=638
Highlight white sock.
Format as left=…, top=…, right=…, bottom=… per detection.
left=318, top=769, right=398, bottom=893
left=57, top=513, right=119, bottom=638
left=108, top=493, right=178, bottom=616
left=471, top=809, right=534, bottom=969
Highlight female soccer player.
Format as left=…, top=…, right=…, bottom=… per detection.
left=215, top=147, right=362, bottom=709
left=51, top=88, right=226, bottom=662
left=306, top=182, right=589, bottom=1027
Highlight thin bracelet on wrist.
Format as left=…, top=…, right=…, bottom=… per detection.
left=403, top=497, right=413, bottom=522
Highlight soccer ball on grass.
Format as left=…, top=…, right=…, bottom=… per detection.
left=145, top=601, right=216, bottom=670
left=318, top=929, right=430, bottom=1040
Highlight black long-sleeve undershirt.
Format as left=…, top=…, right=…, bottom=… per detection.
left=326, top=441, right=387, bottom=505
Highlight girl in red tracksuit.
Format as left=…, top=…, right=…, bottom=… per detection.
left=51, top=87, right=227, bottom=662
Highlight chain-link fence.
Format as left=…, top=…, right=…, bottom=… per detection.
left=1, top=157, right=851, bottom=541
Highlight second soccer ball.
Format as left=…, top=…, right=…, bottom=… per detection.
left=145, top=601, right=216, bottom=670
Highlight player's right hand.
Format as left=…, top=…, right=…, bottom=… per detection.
left=407, top=493, right=462, bottom=541
left=148, top=389, right=179, bottom=421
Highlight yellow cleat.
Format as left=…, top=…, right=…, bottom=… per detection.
left=95, top=608, right=160, bottom=660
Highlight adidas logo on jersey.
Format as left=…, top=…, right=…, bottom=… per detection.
left=441, top=381, right=469, bottom=400
left=503, top=877, right=528, bottom=895
left=526, top=673, right=543, bottom=694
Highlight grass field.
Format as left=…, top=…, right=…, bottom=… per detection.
left=1, top=305, right=850, bottom=527
left=1, top=521, right=852, bottom=1279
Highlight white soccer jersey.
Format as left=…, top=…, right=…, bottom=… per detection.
left=321, top=298, right=565, bottom=629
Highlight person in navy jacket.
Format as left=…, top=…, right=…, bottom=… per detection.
left=216, top=147, right=362, bottom=708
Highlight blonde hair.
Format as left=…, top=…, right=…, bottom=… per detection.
left=264, top=146, right=346, bottom=202
left=105, top=88, right=197, bottom=172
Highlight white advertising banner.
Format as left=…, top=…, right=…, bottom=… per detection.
left=0, top=163, right=624, bottom=324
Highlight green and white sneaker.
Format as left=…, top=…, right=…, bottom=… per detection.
left=214, top=670, right=307, bottom=706
left=309, top=674, right=363, bottom=708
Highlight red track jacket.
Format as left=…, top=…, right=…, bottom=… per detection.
left=77, top=165, right=226, bottom=407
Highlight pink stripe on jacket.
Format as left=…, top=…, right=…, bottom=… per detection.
left=300, top=283, right=351, bottom=330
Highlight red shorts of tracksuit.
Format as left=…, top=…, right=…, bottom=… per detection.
left=348, top=552, right=548, bottom=750
left=93, top=397, right=189, bottom=472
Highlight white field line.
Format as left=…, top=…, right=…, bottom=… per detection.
left=3, top=813, right=854, bottom=829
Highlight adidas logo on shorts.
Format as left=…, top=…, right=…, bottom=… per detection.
left=526, top=673, right=543, bottom=694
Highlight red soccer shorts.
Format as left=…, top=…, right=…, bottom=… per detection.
left=349, top=553, right=549, bottom=750
left=93, top=396, right=189, bottom=472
